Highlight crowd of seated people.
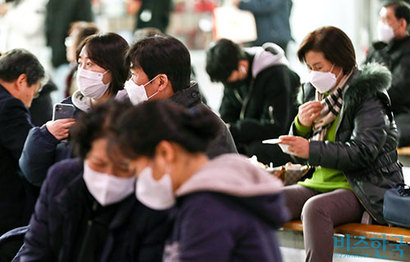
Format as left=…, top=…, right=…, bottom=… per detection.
left=1, top=2, right=410, bottom=260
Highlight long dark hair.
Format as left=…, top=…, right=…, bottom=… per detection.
left=77, top=33, right=129, bottom=96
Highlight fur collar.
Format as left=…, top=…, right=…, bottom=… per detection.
left=343, top=63, right=391, bottom=110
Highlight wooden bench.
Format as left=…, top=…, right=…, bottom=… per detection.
left=397, top=147, right=410, bottom=156
left=283, top=220, right=410, bottom=243
left=279, top=220, right=410, bottom=260
left=398, top=146, right=410, bottom=167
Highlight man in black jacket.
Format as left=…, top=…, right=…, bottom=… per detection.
left=124, top=35, right=237, bottom=158
left=206, top=38, right=300, bottom=165
left=0, top=49, right=44, bottom=235
left=365, top=1, right=410, bottom=147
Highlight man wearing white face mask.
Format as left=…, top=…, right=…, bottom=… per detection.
left=365, top=0, right=410, bottom=147
left=205, top=38, right=300, bottom=165
left=120, top=35, right=238, bottom=159
left=15, top=100, right=170, bottom=261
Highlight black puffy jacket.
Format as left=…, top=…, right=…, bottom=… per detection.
left=291, top=64, right=404, bottom=224
left=365, top=36, right=410, bottom=115
left=14, top=159, right=170, bottom=261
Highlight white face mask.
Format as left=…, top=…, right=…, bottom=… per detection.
left=136, top=166, right=175, bottom=210
left=83, top=161, right=136, bottom=206
left=309, top=64, right=339, bottom=94
left=377, top=21, right=395, bottom=43
left=124, top=75, right=160, bottom=105
left=76, top=67, right=110, bottom=100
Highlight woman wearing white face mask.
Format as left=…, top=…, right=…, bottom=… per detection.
left=15, top=100, right=170, bottom=261
left=116, top=100, right=289, bottom=262
left=278, top=26, right=403, bottom=261
left=19, top=33, right=130, bottom=191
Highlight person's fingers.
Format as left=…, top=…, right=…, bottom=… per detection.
left=278, top=135, right=297, bottom=144
left=62, top=121, right=76, bottom=128
left=300, top=101, right=322, bottom=111
left=56, top=118, right=75, bottom=124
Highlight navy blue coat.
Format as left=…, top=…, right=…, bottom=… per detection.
left=14, top=158, right=170, bottom=261
left=0, top=84, right=36, bottom=235
left=164, top=192, right=287, bottom=261
left=19, top=97, right=81, bottom=187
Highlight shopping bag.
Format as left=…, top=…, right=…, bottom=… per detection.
left=267, top=163, right=311, bottom=186
left=213, top=5, right=257, bottom=44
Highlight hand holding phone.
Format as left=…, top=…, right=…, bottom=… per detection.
left=46, top=118, right=76, bottom=140
left=52, top=103, right=75, bottom=121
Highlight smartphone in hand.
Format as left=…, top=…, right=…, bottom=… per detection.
left=52, top=103, right=75, bottom=121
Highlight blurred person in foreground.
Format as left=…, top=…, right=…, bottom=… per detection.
left=279, top=26, right=403, bottom=262
left=14, top=100, right=169, bottom=261
left=206, top=38, right=300, bottom=165
left=0, top=49, right=44, bottom=235
left=364, top=0, right=410, bottom=147
left=116, top=100, right=289, bottom=261
left=121, top=35, right=237, bottom=158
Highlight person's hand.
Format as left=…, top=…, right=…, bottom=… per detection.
left=297, top=101, right=323, bottom=127
left=46, top=119, right=76, bottom=140
left=279, top=135, right=309, bottom=159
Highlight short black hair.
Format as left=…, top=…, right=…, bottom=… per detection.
left=117, top=100, right=221, bottom=158
left=205, top=38, right=246, bottom=83
left=126, top=36, right=191, bottom=92
left=384, top=1, right=410, bottom=25
left=77, top=33, right=129, bottom=96
left=70, top=99, right=132, bottom=159
left=297, top=26, right=356, bottom=74
left=0, top=49, right=45, bottom=86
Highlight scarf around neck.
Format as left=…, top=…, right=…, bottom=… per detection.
left=311, top=70, right=353, bottom=141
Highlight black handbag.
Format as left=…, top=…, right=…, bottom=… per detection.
left=383, top=183, right=410, bottom=228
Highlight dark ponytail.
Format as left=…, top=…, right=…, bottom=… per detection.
left=117, top=100, right=221, bottom=158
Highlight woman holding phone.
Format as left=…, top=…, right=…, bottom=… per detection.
left=19, top=33, right=129, bottom=188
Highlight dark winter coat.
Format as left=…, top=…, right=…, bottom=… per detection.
left=135, top=0, right=172, bottom=33
left=19, top=95, right=83, bottom=187
left=0, top=84, right=36, bottom=235
left=291, top=64, right=404, bottom=224
left=365, top=36, right=410, bottom=115
left=14, top=159, right=170, bottom=261
left=238, top=0, right=293, bottom=46
left=221, top=43, right=300, bottom=144
left=169, top=82, right=238, bottom=158
left=164, top=154, right=289, bottom=261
